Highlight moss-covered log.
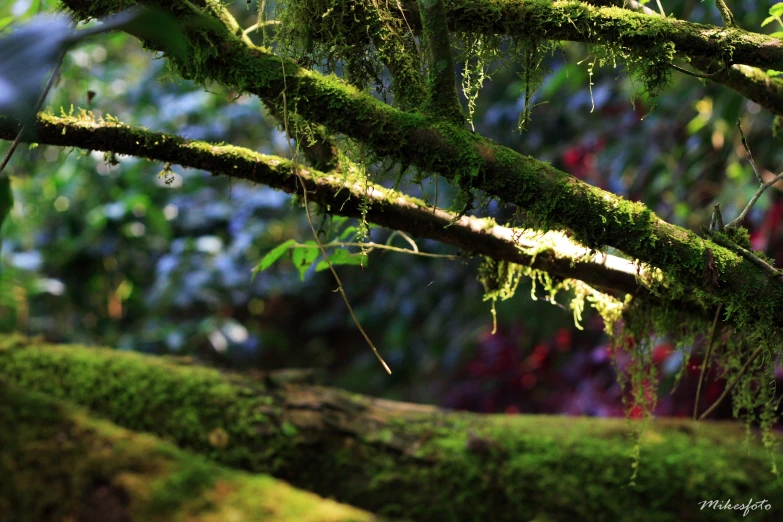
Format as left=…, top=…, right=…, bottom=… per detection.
left=1, top=335, right=782, bottom=521
left=0, top=379, right=382, bottom=522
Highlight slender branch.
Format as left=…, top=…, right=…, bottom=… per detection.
left=290, top=240, right=457, bottom=258
left=418, top=0, right=463, bottom=123
left=704, top=229, right=783, bottom=283
left=713, top=0, right=736, bottom=28
left=669, top=62, right=727, bottom=80
left=726, top=120, right=783, bottom=228
left=0, top=112, right=649, bottom=300
left=279, top=58, right=392, bottom=374
left=693, top=303, right=723, bottom=420
left=699, top=345, right=764, bottom=420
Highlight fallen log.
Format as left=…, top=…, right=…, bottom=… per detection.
left=1, top=335, right=780, bottom=521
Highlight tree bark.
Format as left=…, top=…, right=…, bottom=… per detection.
left=1, top=335, right=781, bottom=522
left=54, top=0, right=783, bottom=339
left=0, top=378, right=382, bottom=522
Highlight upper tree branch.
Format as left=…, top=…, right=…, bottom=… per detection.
left=58, top=0, right=783, bottom=334
left=291, top=0, right=783, bottom=116
left=416, top=0, right=783, bottom=69
left=418, top=0, right=463, bottom=123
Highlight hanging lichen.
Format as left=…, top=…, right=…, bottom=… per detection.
left=509, top=38, right=557, bottom=132
left=457, top=32, right=500, bottom=131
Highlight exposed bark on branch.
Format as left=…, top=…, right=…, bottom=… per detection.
left=0, top=112, right=644, bottom=299
left=0, top=379, right=382, bottom=522
left=57, top=0, right=783, bottom=334
left=1, top=336, right=781, bottom=522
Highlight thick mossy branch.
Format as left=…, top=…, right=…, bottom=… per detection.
left=418, top=0, right=463, bottom=123
left=2, top=336, right=782, bottom=522
left=0, top=112, right=644, bottom=299
left=46, top=0, right=783, bottom=335
left=294, top=0, right=783, bottom=115
left=396, top=0, right=783, bottom=70
left=0, top=379, right=381, bottom=522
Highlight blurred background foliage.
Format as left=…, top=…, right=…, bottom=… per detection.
left=1, top=0, right=782, bottom=421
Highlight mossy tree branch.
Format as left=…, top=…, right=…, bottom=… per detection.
left=2, top=336, right=782, bottom=522
left=0, top=113, right=645, bottom=300
left=47, top=0, right=783, bottom=337
left=0, top=379, right=383, bottom=522
left=406, top=0, right=781, bottom=69
left=291, top=0, right=783, bottom=116
left=418, top=0, right=463, bottom=123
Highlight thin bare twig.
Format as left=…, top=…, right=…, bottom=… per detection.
left=280, top=58, right=391, bottom=374
left=292, top=240, right=456, bottom=259
left=694, top=303, right=723, bottom=420
left=699, top=345, right=764, bottom=420
left=727, top=120, right=783, bottom=228
left=654, top=0, right=665, bottom=17
left=669, top=63, right=728, bottom=79
left=0, top=43, right=69, bottom=178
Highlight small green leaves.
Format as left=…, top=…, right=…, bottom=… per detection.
left=252, top=238, right=369, bottom=281
left=253, top=217, right=370, bottom=281
left=252, top=239, right=296, bottom=280
left=292, top=241, right=319, bottom=280
left=314, top=249, right=366, bottom=271
left=762, top=4, right=783, bottom=30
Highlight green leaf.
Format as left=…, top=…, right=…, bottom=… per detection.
left=771, top=3, right=783, bottom=17
left=771, top=31, right=783, bottom=39
left=252, top=239, right=295, bottom=280
left=281, top=422, right=298, bottom=437
left=0, top=176, right=13, bottom=235
left=337, top=225, right=358, bottom=241
left=292, top=241, right=320, bottom=280
left=761, top=15, right=778, bottom=27
left=315, top=249, right=367, bottom=271
left=0, top=17, right=14, bottom=33
left=768, top=69, right=783, bottom=77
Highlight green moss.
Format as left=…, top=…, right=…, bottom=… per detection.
left=0, top=378, right=378, bottom=522
left=3, top=337, right=781, bottom=522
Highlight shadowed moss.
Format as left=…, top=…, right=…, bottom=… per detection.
left=0, top=378, right=380, bottom=522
